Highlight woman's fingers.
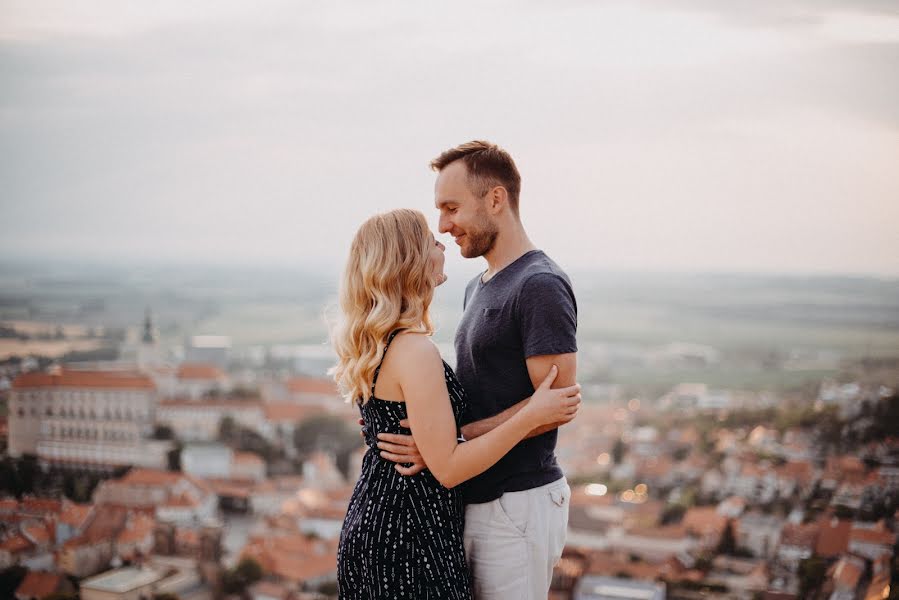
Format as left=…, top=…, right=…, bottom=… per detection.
left=395, top=463, right=425, bottom=476
left=377, top=441, right=418, bottom=455
left=556, top=383, right=581, bottom=398
left=377, top=432, right=417, bottom=447
left=380, top=450, right=413, bottom=462
left=537, top=365, right=559, bottom=390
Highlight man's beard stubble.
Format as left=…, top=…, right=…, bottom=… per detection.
left=462, top=213, right=499, bottom=259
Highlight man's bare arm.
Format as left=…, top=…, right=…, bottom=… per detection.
left=460, top=352, right=578, bottom=441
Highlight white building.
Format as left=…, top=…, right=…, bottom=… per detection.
left=181, top=443, right=232, bottom=479
left=185, top=335, right=231, bottom=369
left=9, top=370, right=171, bottom=470
left=156, top=399, right=266, bottom=442
left=658, top=382, right=733, bottom=412
left=180, top=444, right=266, bottom=482
left=736, top=512, right=783, bottom=558
left=174, top=362, right=231, bottom=400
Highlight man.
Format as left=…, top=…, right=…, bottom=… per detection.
left=376, top=140, right=578, bottom=598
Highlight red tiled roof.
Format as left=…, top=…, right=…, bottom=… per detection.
left=741, top=463, right=767, bottom=478
left=583, top=549, right=665, bottom=580
left=20, top=498, right=62, bottom=514
left=13, top=370, right=154, bottom=390
left=0, top=534, right=32, bottom=553
left=242, top=534, right=338, bottom=583
left=627, top=524, right=689, bottom=540
left=779, top=523, right=819, bottom=549
left=120, top=468, right=184, bottom=486
left=206, top=478, right=254, bottom=499
left=285, top=376, right=339, bottom=396
left=816, top=516, right=851, bottom=557
left=21, top=521, right=53, bottom=545
left=158, top=398, right=261, bottom=409
left=117, top=514, right=155, bottom=544
left=164, top=493, right=201, bottom=508
left=62, top=534, right=95, bottom=550
left=176, top=528, right=200, bottom=546
left=118, top=468, right=215, bottom=496
left=59, top=503, right=93, bottom=529
left=682, top=507, right=728, bottom=537
left=15, top=571, right=66, bottom=598
left=829, top=555, right=865, bottom=589
left=775, top=461, right=814, bottom=483
left=177, top=363, right=225, bottom=380
left=79, top=504, right=128, bottom=543
left=233, top=451, right=264, bottom=465
left=850, top=521, right=896, bottom=547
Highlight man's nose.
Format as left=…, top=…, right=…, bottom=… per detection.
left=438, top=216, right=452, bottom=234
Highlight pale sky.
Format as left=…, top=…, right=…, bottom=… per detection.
left=1, top=0, right=898, bottom=276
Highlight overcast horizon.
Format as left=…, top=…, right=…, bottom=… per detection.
left=2, top=0, right=898, bottom=278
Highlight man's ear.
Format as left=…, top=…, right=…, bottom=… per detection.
left=486, top=186, right=509, bottom=215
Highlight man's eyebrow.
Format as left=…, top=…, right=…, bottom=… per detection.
left=436, top=199, right=458, bottom=208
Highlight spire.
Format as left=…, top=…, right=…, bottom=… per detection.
left=142, top=308, right=155, bottom=344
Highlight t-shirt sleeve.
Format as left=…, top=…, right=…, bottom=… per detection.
left=517, top=272, right=578, bottom=358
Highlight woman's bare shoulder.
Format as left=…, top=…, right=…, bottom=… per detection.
left=391, top=331, right=438, bottom=355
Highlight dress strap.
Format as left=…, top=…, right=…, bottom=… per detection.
left=370, top=329, right=404, bottom=398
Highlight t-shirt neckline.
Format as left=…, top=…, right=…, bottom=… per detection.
left=478, top=249, right=543, bottom=287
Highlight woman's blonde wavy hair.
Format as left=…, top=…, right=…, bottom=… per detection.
left=331, top=209, right=435, bottom=404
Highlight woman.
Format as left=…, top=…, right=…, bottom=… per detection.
left=333, top=209, right=580, bottom=599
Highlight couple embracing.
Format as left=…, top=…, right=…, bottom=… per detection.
left=333, top=141, right=580, bottom=599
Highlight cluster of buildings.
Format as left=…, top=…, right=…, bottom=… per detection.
left=4, top=314, right=354, bottom=472
left=549, top=384, right=898, bottom=599
left=1, top=312, right=897, bottom=599
left=1, top=314, right=361, bottom=599
left=0, top=460, right=353, bottom=599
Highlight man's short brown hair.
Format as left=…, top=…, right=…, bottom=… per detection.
left=430, top=140, right=522, bottom=214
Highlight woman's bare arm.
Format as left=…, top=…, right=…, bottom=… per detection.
left=385, top=334, right=578, bottom=488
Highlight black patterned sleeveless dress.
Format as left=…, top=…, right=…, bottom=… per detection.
left=337, top=330, right=472, bottom=599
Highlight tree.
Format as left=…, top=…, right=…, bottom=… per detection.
left=16, top=454, right=40, bottom=496
left=0, top=457, right=22, bottom=496
left=221, top=557, right=263, bottom=595
left=612, top=438, right=626, bottom=465
left=153, top=424, right=175, bottom=440
left=717, top=521, right=737, bottom=555
left=293, top=414, right=363, bottom=478
left=234, top=557, right=263, bottom=583
left=0, top=566, right=27, bottom=598
left=218, top=415, right=237, bottom=442
left=63, top=471, right=99, bottom=503
left=798, top=557, right=828, bottom=599
left=167, top=441, right=183, bottom=472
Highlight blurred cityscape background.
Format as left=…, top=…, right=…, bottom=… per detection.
left=1, top=1, right=898, bottom=599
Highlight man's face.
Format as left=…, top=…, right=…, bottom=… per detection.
left=434, top=161, right=498, bottom=259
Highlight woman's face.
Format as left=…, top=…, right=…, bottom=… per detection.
left=428, top=232, right=447, bottom=287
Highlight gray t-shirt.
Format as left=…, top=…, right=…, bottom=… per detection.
left=454, top=250, right=578, bottom=504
